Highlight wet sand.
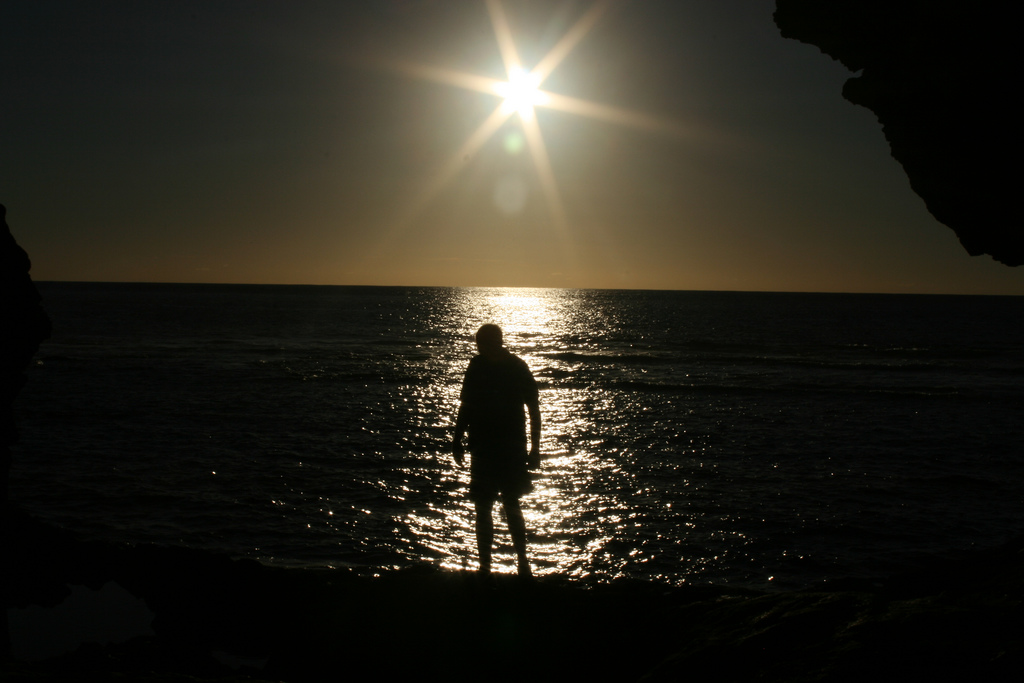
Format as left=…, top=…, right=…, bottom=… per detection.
left=4, top=506, right=1022, bottom=682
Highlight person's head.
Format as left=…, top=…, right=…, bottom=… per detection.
left=475, top=323, right=503, bottom=356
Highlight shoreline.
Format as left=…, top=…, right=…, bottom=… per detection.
left=4, top=506, right=1022, bottom=682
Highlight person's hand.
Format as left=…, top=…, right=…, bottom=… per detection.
left=453, top=442, right=465, bottom=467
left=527, top=445, right=540, bottom=470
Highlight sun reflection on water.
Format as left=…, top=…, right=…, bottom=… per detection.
left=403, top=287, right=632, bottom=577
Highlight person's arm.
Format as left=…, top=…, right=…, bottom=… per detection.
left=526, top=396, right=541, bottom=469
left=520, top=359, right=541, bottom=469
left=453, top=361, right=474, bottom=467
left=453, top=403, right=468, bottom=467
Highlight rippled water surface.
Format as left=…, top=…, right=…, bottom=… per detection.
left=13, top=283, right=1024, bottom=590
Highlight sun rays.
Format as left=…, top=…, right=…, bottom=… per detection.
left=375, top=0, right=692, bottom=257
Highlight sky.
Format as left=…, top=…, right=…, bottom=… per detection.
left=3, top=0, right=1022, bottom=294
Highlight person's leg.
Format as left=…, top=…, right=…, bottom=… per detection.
left=474, top=498, right=495, bottom=574
left=502, top=495, right=531, bottom=577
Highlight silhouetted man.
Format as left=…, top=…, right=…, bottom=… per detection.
left=453, top=324, right=540, bottom=578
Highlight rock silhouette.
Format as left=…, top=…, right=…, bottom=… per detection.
left=2, top=204, right=51, bottom=659
left=1, top=204, right=51, bottom=504
left=3, top=508, right=1023, bottom=682
left=775, top=0, right=1021, bottom=266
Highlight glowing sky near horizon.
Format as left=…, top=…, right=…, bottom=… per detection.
left=1, top=0, right=1021, bottom=294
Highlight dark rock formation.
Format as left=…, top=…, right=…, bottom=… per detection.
left=1, top=204, right=51, bottom=502
left=774, top=1, right=1021, bottom=266
left=3, top=507, right=1023, bottom=682
left=2, top=204, right=51, bottom=660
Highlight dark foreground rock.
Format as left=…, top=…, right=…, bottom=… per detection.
left=3, top=506, right=1022, bottom=682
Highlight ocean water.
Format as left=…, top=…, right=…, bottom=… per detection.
left=11, top=283, right=1024, bottom=590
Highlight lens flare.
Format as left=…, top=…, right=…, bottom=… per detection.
left=370, top=0, right=695, bottom=268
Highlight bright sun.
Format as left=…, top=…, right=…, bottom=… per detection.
left=494, top=67, right=548, bottom=120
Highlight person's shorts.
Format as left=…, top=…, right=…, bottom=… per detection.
left=469, top=447, right=533, bottom=503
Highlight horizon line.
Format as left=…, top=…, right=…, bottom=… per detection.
left=30, top=279, right=1024, bottom=298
